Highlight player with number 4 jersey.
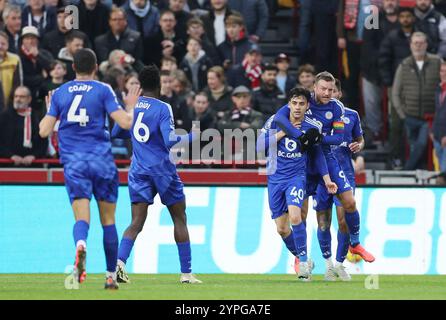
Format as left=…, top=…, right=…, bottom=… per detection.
left=39, top=49, right=140, bottom=290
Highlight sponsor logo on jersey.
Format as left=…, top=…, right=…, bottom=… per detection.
left=285, top=138, right=297, bottom=152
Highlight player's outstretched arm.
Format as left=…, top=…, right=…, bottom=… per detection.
left=273, top=105, right=304, bottom=139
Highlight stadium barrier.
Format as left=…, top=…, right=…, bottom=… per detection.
left=0, top=185, right=444, bottom=275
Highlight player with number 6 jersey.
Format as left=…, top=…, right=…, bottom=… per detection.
left=112, top=65, right=202, bottom=285
left=39, top=49, right=140, bottom=290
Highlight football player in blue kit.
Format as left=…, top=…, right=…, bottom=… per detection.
left=257, top=86, right=338, bottom=281
left=39, top=49, right=141, bottom=289
left=312, top=79, right=367, bottom=281
left=273, top=72, right=375, bottom=280
left=112, top=65, right=202, bottom=284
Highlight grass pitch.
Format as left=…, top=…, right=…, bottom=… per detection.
left=0, top=274, right=445, bottom=300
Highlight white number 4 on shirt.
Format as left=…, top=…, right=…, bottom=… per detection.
left=67, top=94, right=89, bottom=126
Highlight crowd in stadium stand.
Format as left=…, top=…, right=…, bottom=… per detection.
left=1, top=0, right=446, bottom=174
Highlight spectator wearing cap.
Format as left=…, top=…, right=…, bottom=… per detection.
left=217, top=14, right=253, bottom=69
left=297, top=64, right=316, bottom=92
left=78, top=0, right=110, bottom=45
left=144, top=9, right=187, bottom=66
left=227, top=0, right=269, bottom=43
left=122, top=0, right=160, bottom=40
left=42, top=6, right=90, bottom=58
left=217, top=85, right=263, bottom=132
left=19, top=25, right=54, bottom=112
left=179, top=37, right=213, bottom=92
left=2, top=5, right=22, bottom=54
left=202, top=0, right=239, bottom=46
left=0, top=86, right=48, bottom=165
left=186, top=16, right=219, bottom=65
left=275, top=53, right=296, bottom=95
left=252, top=64, right=287, bottom=121
left=21, top=0, right=56, bottom=37
left=57, top=31, right=85, bottom=81
left=0, top=30, right=22, bottom=111
left=203, top=65, right=233, bottom=120
left=94, top=6, right=143, bottom=64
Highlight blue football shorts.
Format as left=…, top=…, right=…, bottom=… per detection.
left=313, top=170, right=356, bottom=211
left=268, top=176, right=306, bottom=219
left=128, top=170, right=185, bottom=206
left=63, top=160, right=119, bottom=204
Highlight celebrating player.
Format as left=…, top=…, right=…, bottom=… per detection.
left=112, top=65, right=202, bottom=284
left=39, top=48, right=140, bottom=289
left=312, top=79, right=366, bottom=281
left=274, top=72, right=375, bottom=279
left=257, top=86, right=337, bottom=281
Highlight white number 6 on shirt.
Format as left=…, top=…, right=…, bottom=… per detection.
left=133, top=112, right=150, bottom=142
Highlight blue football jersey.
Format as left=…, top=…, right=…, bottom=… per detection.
left=129, top=96, right=178, bottom=176
left=276, top=95, right=345, bottom=158
left=332, top=107, right=363, bottom=178
left=47, top=80, right=122, bottom=164
left=260, top=114, right=323, bottom=184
